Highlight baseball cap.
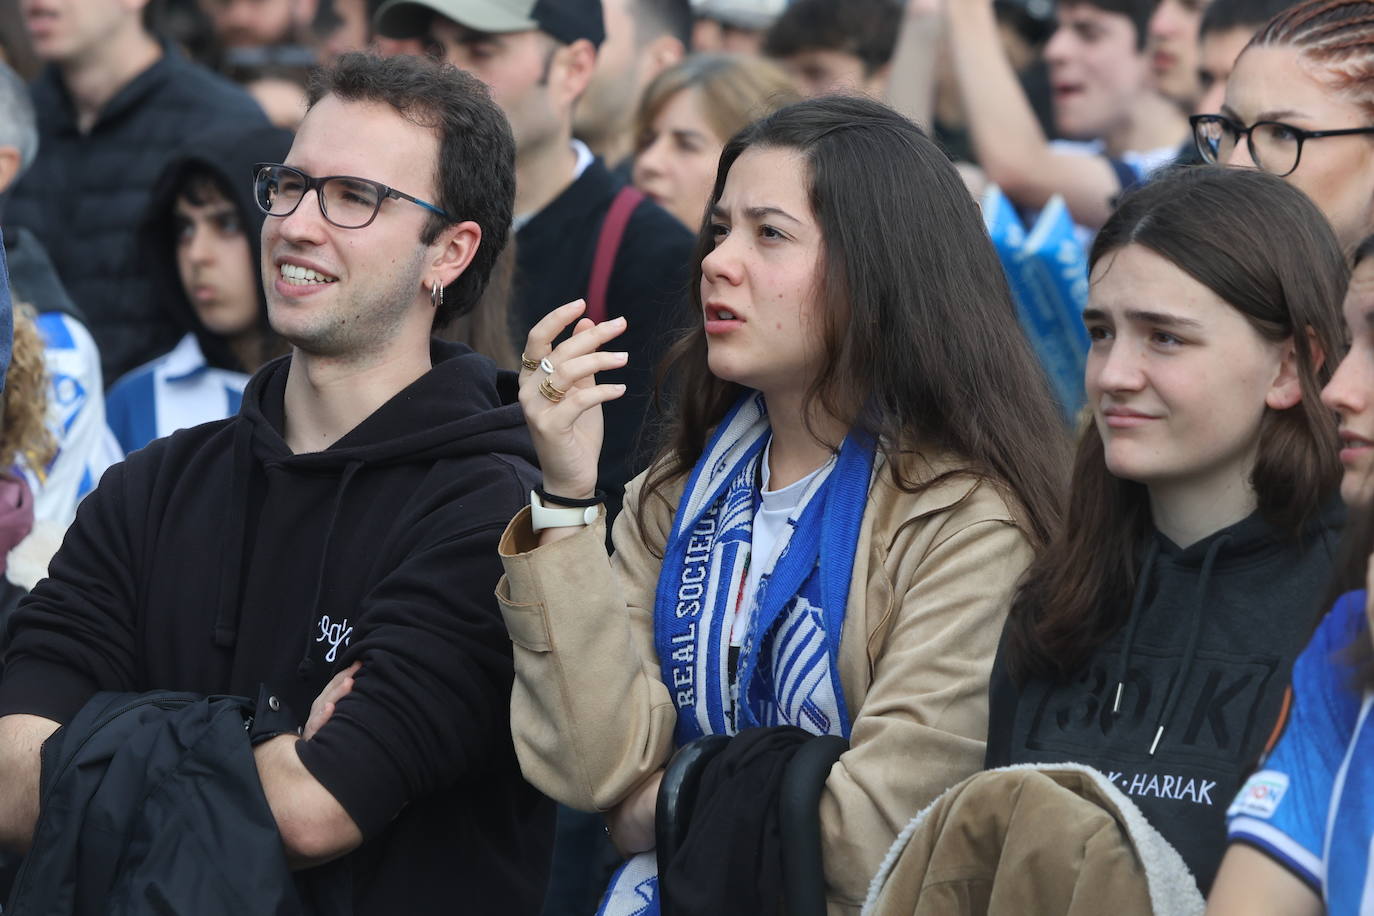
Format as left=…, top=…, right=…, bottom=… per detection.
left=691, top=0, right=785, bottom=30
left=374, top=0, right=605, bottom=47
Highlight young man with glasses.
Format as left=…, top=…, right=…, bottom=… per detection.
left=0, top=52, right=553, bottom=914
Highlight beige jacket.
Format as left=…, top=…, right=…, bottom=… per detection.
left=862, top=764, right=1206, bottom=916
left=497, top=453, right=1035, bottom=912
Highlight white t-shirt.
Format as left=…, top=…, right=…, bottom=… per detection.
left=732, top=440, right=835, bottom=646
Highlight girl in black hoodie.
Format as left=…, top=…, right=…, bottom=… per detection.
left=985, top=167, right=1348, bottom=893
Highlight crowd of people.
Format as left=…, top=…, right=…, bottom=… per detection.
left=0, top=0, right=1370, bottom=912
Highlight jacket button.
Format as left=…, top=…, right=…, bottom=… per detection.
left=268, top=695, right=281, bottom=712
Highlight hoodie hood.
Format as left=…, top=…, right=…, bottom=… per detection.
left=139, top=124, right=293, bottom=373
left=210, top=338, right=536, bottom=664
left=238, top=338, right=536, bottom=468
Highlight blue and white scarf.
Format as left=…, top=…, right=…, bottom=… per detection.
left=597, top=393, right=876, bottom=916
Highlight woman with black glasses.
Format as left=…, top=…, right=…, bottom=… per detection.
left=1191, top=0, right=1374, bottom=257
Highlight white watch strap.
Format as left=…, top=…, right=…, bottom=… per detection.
left=529, top=490, right=599, bottom=531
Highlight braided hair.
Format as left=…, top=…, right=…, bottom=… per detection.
left=1254, top=0, right=1374, bottom=113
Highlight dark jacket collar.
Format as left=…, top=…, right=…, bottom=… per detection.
left=37, top=41, right=183, bottom=136
left=517, top=156, right=615, bottom=239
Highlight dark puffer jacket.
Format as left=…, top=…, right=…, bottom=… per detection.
left=6, top=44, right=265, bottom=383
left=5, top=689, right=307, bottom=916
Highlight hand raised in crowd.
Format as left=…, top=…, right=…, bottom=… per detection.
left=517, top=300, right=629, bottom=511
left=303, top=661, right=361, bottom=741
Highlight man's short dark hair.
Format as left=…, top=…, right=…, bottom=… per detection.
left=308, top=52, right=516, bottom=329
left=1058, top=0, right=1155, bottom=50
left=762, top=0, right=901, bottom=76
left=1200, top=0, right=1298, bottom=38
left=633, top=0, right=692, bottom=47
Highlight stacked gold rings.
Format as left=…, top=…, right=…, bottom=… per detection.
left=538, top=377, right=569, bottom=403
left=525, top=352, right=567, bottom=401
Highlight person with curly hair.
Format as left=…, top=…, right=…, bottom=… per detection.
left=0, top=301, right=55, bottom=622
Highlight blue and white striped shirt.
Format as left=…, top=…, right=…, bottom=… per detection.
left=105, top=333, right=248, bottom=456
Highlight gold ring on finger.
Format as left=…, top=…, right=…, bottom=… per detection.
left=520, top=353, right=540, bottom=372
left=539, top=377, right=569, bottom=403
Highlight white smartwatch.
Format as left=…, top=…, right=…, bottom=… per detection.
left=529, top=489, right=599, bottom=531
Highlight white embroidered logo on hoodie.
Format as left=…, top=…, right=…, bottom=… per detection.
left=316, top=614, right=353, bottom=663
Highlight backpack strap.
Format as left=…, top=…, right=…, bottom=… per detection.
left=586, top=185, right=644, bottom=325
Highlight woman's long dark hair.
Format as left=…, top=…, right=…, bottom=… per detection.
left=637, top=95, right=1068, bottom=550
left=1006, top=167, right=1348, bottom=683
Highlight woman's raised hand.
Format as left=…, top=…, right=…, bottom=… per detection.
left=518, top=300, right=629, bottom=500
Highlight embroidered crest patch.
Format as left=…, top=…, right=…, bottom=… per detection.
left=1228, top=770, right=1289, bottom=820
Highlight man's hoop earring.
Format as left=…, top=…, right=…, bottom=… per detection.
left=430, top=281, right=444, bottom=310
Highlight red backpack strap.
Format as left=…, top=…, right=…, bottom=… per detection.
left=586, top=185, right=644, bottom=325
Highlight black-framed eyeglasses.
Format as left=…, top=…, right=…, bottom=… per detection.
left=1190, top=113, right=1374, bottom=177
left=252, top=163, right=456, bottom=229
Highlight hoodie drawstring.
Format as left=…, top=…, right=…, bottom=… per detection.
left=1109, top=540, right=1160, bottom=717
left=1147, top=534, right=1232, bottom=756
left=295, top=459, right=364, bottom=679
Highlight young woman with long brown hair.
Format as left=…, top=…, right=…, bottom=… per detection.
left=496, top=95, right=1067, bottom=913
left=986, top=166, right=1347, bottom=894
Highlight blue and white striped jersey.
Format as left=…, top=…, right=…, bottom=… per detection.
left=105, top=333, right=248, bottom=456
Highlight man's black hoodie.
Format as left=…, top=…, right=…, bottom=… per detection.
left=0, top=340, right=553, bottom=914
left=985, top=502, right=1343, bottom=892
